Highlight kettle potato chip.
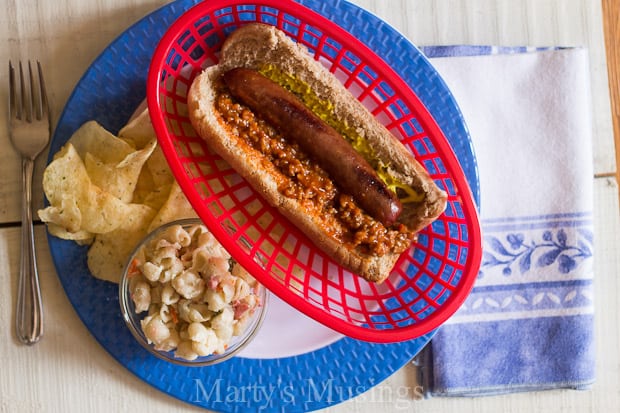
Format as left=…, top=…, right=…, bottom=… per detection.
left=69, top=120, right=136, bottom=163
left=39, top=143, right=131, bottom=234
left=144, top=145, right=176, bottom=188
left=46, top=222, right=93, bottom=244
left=147, top=181, right=198, bottom=233
left=84, top=138, right=157, bottom=203
left=87, top=203, right=157, bottom=283
left=118, top=103, right=153, bottom=148
left=39, top=109, right=200, bottom=284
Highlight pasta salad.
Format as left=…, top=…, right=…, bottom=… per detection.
left=127, top=223, right=262, bottom=360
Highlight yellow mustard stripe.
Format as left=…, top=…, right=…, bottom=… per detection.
left=258, top=64, right=423, bottom=203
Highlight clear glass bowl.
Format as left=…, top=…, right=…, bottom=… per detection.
left=118, top=218, right=267, bottom=367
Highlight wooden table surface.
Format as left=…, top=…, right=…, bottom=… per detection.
left=1, top=1, right=619, bottom=412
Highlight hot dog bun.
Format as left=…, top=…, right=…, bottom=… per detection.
left=188, top=23, right=447, bottom=283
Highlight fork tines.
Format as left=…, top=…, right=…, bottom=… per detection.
left=9, top=60, right=48, bottom=123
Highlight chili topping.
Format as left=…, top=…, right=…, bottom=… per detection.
left=215, top=87, right=415, bottom=256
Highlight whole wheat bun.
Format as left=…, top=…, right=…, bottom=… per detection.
left=187, top=23, right=447, bottom=282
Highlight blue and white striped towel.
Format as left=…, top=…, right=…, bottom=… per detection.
left=418, top=46, right=595, bottom=396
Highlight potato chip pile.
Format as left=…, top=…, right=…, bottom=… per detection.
left=38, top=108, right=198, bottom=283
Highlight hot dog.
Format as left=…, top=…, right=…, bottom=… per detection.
left=188, top=23, right=448, bottom=283
left=222, top=67, right=402, bottom=227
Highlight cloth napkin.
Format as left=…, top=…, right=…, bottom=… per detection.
left=416, top=46, right=595, bottom=396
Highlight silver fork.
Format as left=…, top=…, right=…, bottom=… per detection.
left=8, top=60, right=50, bottom=345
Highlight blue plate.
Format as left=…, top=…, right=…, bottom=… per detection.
left=47, top=0, right=479, bottom=412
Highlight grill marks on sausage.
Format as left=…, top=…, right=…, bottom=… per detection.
left=216, top=68, right=414, bottom=256
left=223, top=68, right=402, bottom=227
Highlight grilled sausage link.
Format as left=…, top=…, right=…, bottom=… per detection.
left=223, top=67, right=403, bottom=227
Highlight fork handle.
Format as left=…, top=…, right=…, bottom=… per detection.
left=15, top=157, right=43, bottom=345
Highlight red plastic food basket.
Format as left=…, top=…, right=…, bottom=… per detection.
left=147, top=0, right=482, bottom=342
